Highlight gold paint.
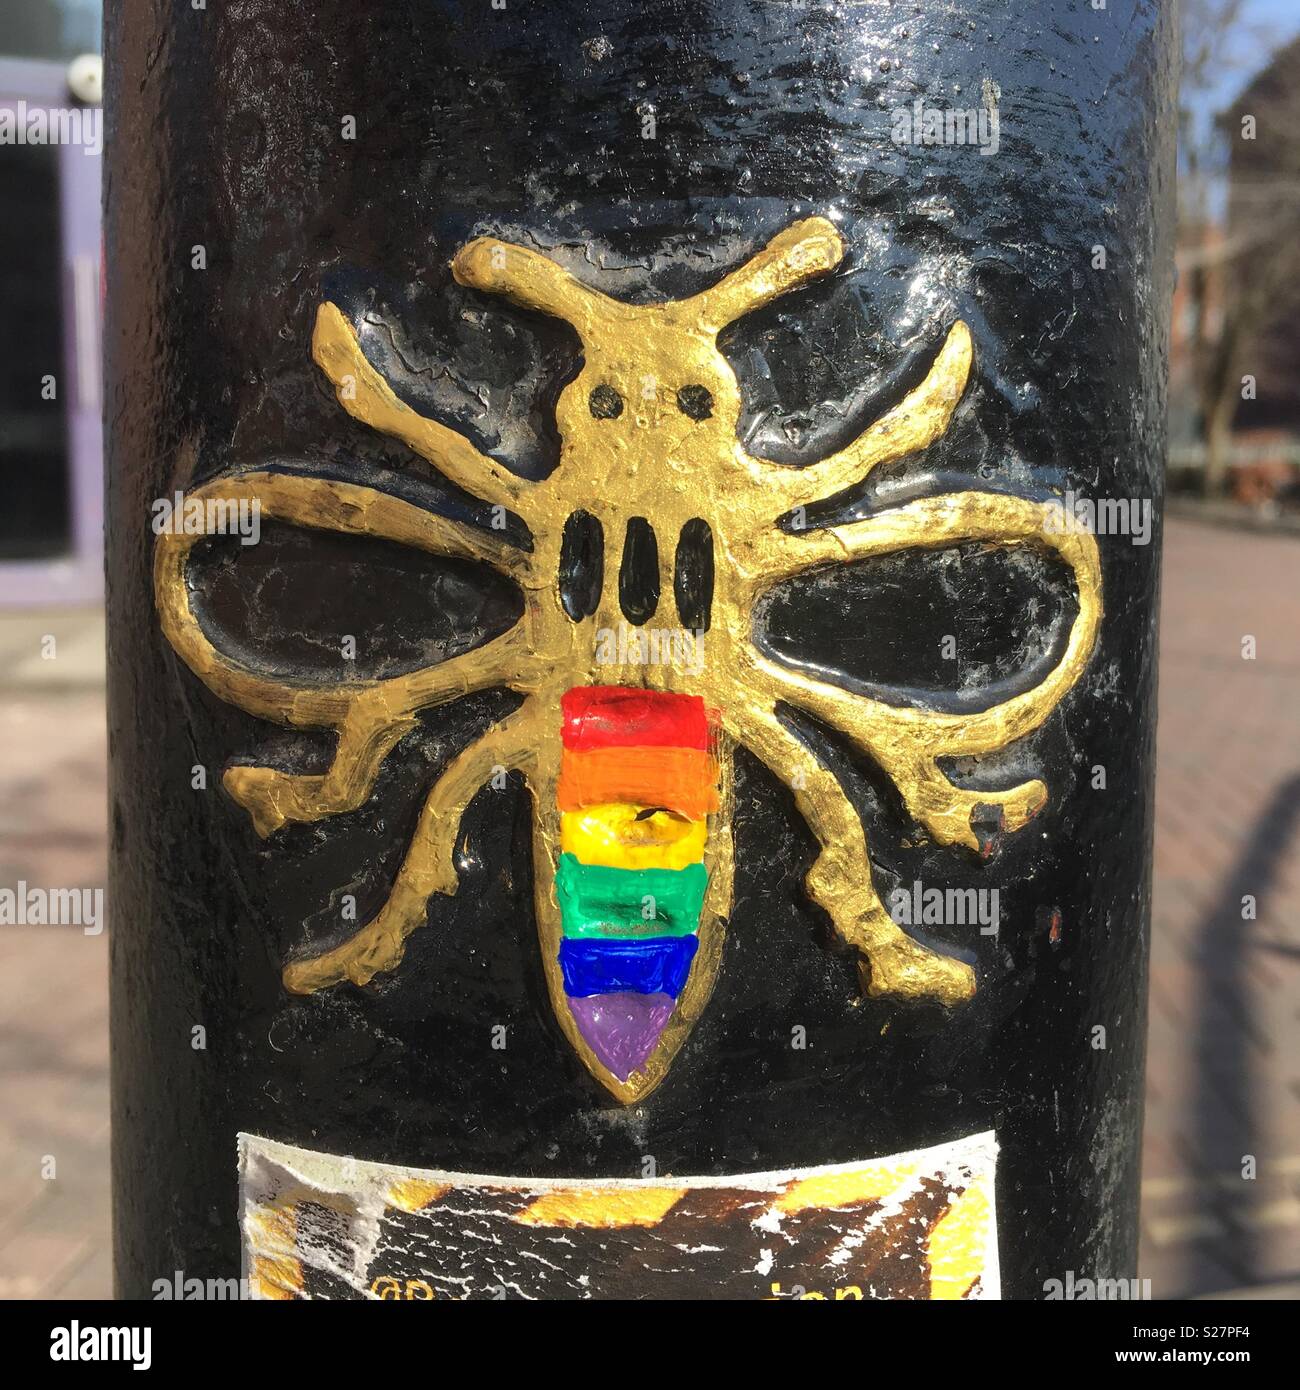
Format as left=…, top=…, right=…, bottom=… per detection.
left=926, top=1170, right=995, bottom=1300
left=156, top=216, right=1102, bottom=1101
left=153, top=471, right=533, bottom=841
left=513, top=1185, right=687, bottom=1229
left=245, top=1201, right=303, bottom=1300
left=385, top=1179, right=451, bottom=1213
left=313, top=302, right=529, bottom=511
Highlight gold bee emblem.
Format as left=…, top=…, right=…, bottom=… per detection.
left=156, top=218, right=1101, bottom=1101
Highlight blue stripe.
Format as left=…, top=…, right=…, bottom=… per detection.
left=559, top=935, right=698, bottom=998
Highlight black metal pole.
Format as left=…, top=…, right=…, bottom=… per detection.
left=107, top=0, right=1176, bottom=1299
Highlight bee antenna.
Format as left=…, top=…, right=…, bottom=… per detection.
left=690, top=217, right=845, bottom=334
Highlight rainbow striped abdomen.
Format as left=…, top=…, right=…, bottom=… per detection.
left=553, top=686, right=721, bottom=1085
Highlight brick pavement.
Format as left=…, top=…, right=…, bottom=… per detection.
left=0, top=609, right=109, bottom=1298
left=1140, top=519, right=1300, bottom=1297
left=0, top=522, right=1297, bottom=1298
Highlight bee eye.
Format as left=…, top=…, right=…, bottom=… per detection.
left=588, top=384, right=624, bottom=419
left=676, top=384, right=713, bottom=420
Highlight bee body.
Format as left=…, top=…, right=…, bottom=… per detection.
left=532, top=685, right=732, bottom=1102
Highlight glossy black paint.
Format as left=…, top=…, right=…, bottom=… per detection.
left=674, top=517, right=715, bottom=633
left=618, top=515, right=661, bottom=626
left=558, top=508, right=604, bottom=622
left=106, top=0, right=1176, bottom=1298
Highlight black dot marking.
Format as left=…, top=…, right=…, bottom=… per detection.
left=676, top=384, right=713, bottom=420
left=589, top=384, right=623, bottom=419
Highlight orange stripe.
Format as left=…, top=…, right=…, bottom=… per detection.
left=557, top=746, right=719, bottom=819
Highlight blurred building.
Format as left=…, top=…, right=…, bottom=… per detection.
left=1170, top=31, right=1300, bottom=505
left=1169, top=219, right=1225, bottom=456
left=0, top=1, right=103, bottom=606
left=1224, top=36, right=1300, bottom=448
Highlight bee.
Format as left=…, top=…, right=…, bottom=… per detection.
left=155, top=217, right=1101, bottom=1102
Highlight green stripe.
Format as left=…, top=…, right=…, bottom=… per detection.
left=556, top=853, right=707, bottom=938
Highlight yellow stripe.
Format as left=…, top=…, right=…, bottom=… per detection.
left=560, top=803, right=706, bottom=871
left=927, top=1175, right=994, bottom=1299
left=776, top=1160, right=919, bottom=1215
left=246, top=1202, right=304, bottom=1299
left=386, top=1179, right=452, bottom=1212
left=514, top=1186, right=687, bottom=1228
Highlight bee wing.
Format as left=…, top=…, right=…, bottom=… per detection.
left=748, top=490, right=1103, bottom=851
left=154, top=464, right=535, bottom=835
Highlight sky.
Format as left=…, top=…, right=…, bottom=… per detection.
left=1194, top=0, right=1300, bottom=117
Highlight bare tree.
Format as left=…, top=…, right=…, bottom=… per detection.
left=1179, top=1, right=1300, bottom=495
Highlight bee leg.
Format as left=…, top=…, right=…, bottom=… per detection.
left=220, top=628, right=534, bottom=838
left=281, top=701, right=540, bottom=993
left=722, top=700, right=975, bottom=1008
left=224, top=712, right=419, bottom=838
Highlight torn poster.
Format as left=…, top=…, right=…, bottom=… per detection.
left=239, top=1129, right=999, bottom=1299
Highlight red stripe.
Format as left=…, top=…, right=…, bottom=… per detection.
left=561, top=686, right=711, bottom=751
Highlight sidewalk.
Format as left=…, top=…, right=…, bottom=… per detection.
left=1140, top=519, right=1300, bottom=1296
left=0, top=606, right=108, bottom=1297
left=0, top=520, right=1297, bottom=1297
left=0, top=609, right=105, bottom=691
